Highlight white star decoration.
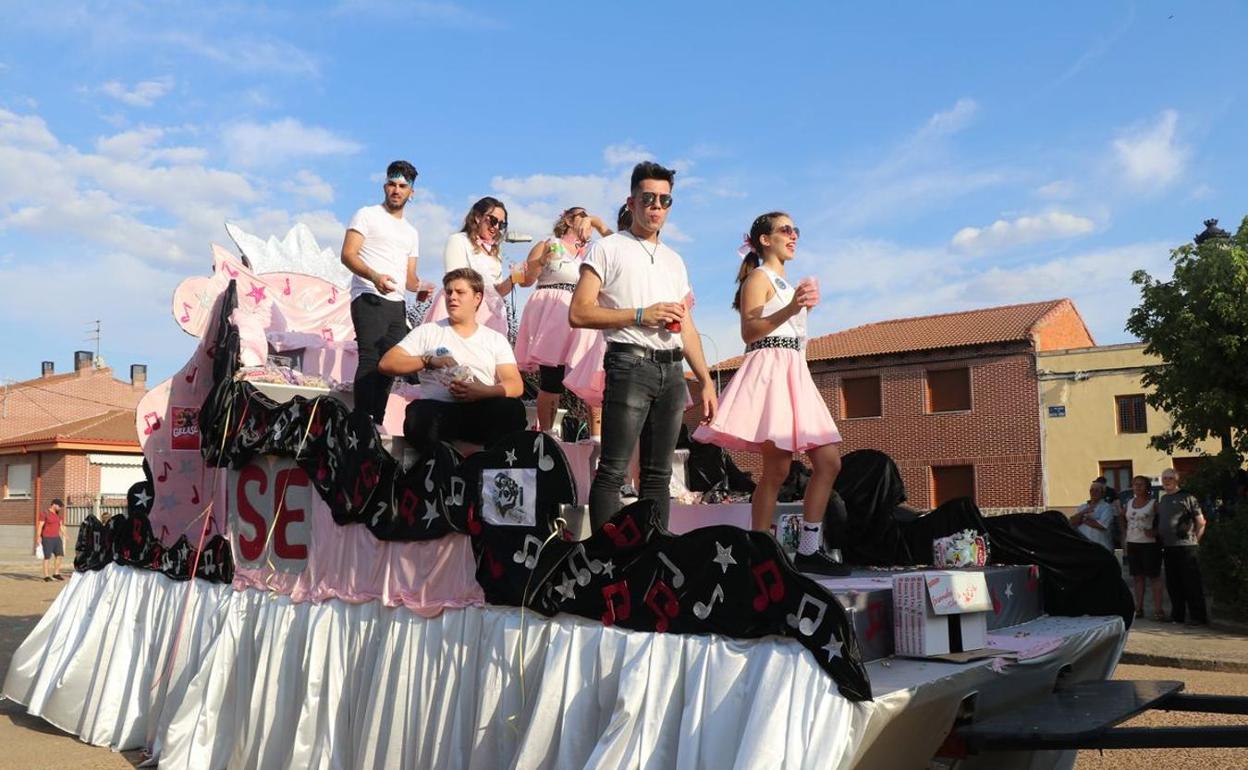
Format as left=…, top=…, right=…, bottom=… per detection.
left=133, top=489, right=152, bottom=509
left=422, top=500, right=439, bottom=526
left=195, top=290, right=214, bottom=310
left=554, top=574, right=577, bottom=601
left=713, top=542, right=737, bottom=574
left=504, top=449, right=518, bottom=466
left=599, top=560, right=615, bottom=579
left=1004, top=583, right=1014, bottom=599
left=822, top=637, right=844, bottom=660
left=346, top=432, right=359, bottom=450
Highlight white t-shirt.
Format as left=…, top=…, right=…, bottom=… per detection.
left=1125, top=498, right=1158, bottom=544
left=395, top=319, right=516, bottom=402
left=581, top=231, right=692, bottom=350
left=347, top=205, right=419, bottom=302
left=1076, top=500, right=1116, bottom=551
left=443, top=232, right=503, bottom=287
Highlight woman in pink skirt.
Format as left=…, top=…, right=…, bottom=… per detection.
left=514, top=207, right=612, bottom=434
left=424, top=197, right=516, bottom=336
left=693, top=211, right=846, bottom=575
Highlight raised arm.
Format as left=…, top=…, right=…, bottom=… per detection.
left=519, top=239, right=549, bottom=288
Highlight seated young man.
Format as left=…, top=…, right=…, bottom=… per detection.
left=379, top=267, right=526, bottom=454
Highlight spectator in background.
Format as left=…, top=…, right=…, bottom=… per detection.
left=35, top=498, right=65, bottom=582
left=1070, top=479, right=1115, bottom=551
left=1121, top=475, right=1164, bottom=619
left=1157, top=468, right=1209, bottom=625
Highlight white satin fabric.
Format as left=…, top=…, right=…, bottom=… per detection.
left=4, top=566, right=1124, bottom=770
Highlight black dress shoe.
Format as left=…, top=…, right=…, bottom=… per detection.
left=793, top=550, right=852, bottom=576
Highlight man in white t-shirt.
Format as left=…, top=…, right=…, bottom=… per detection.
left=380, top=268, right=526, bottom=453
left=341, top=160, right=424, bottom=426
left=570, top=161, right=718, bottom=528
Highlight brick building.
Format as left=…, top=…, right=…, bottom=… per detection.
left=0, top=352, right=149, bottom=548
left=693, top=299, right=1095, bottom=513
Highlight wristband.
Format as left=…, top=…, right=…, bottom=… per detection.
left=635, top=308, right=644, bottom=327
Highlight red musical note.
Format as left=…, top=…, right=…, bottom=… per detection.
left=185, top=365, right=198, bottom=384
left=644, top=579, right=680, bottom=633
left=190, top=484, right=200, bottom=505
left=282, top=277, right=292, bottom=296
left=223, top=263, right=239, bottom=278
left=483, top=546, right=504, bottom=579
left=180, top=302, right=192, bottom=323
left=131, top=517, right=144, bottom=544
left=466, top=505, right=482, bottom=536
left=601, top=580, right=631, bottom=626
left=866, top=599, right=886, bottom=642
left=143, top=412, right=162, bottom=435
left=1026, top=565, right=1040, bottom=592
left=991, top=587, right=1001, bottom=615
left=399, top=488, right=420, bottom=526
left=604, top=515, right=642, bottom=548
left=328, top=286, right=338, bottom=304
left=751, top=559, right=785, bottom=611
left=157, top=461, right=172, bottom=482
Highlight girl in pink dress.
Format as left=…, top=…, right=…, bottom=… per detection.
left=424, top=197, right=515, bottom=336
left=514, top=207, right=612, bottom=435
left=693, top=212, right=846, bottom=575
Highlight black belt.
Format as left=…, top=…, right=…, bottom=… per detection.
left=537, top=282, right=577, bottom=292
left=745, top=336, right=801, bottom=353
left=606, top=342, right=684, bottom=364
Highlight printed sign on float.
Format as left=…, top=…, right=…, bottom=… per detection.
left=170, top=406, right=201, bottom=450
left=893, top=570, right=991, bottom=657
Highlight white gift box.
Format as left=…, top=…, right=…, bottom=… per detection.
left=893, top=570, right=992, bottom=657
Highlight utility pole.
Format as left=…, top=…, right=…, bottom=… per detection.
left=85, top=320, right=101, bottom=366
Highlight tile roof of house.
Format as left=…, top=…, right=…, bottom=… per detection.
left=0, top=409, right=138, bottom=448
left=713, top=299, right=1085, bottom=370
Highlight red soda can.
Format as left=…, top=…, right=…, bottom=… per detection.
left=665, top=320, right=681, bottom=332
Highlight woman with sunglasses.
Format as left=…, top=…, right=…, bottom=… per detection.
left=693, top=212, right=847, bottom=575
left=424, top=196, right=514, bottom=335
left=514, top=207, right=612, bottom=436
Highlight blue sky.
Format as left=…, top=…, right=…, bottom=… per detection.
left=1, top=0, right=1245, bottom=385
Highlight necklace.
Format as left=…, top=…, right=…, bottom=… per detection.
left=632, top=231, right=660, bottom=263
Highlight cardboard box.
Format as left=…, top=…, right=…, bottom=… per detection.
left=893, top=570, right=992, bottom=657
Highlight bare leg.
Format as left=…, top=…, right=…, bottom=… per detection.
left=803, top=443, right=842, bottom=524
left=536, top=390, right=560, bottom=433
left=751, top=443, right=791, bottom=531
left=53, top=554, right=63, bottom=578
left=42, top=555, right=50, bottom=579
left=588, top=406, right=603, bottom=438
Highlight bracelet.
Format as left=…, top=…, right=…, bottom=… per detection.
left=635, top=308, right=644, bottom=327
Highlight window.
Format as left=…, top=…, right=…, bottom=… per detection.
left=931, top=465, right=975, bottom=507
left=1099, top=461, right=1133, bottom=497
left=4, top=463, right=32, bottom=499
left=841, top=376, right=882, bottom=418
left=926, top=367, right=971, bottom=413
left=1172, top=456, right=1207, bottom=481
left=1115, top=394, right=1147, bottom=433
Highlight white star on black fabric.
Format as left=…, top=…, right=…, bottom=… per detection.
left=822, top=636, right=844, bottom=660
left=1004, top=583, right=1014, bottom=599
left=133, top=489, right=152, bottom=510
left=422, top=500, right=439, bottom=526
left=713, top=542, right=737, bottom=574
left=346, top=432, right=359, bottom=450
left=554, top=574, right=577, bottom=601
left=599, top=559, right=615, bottom=579
left=504, top=449, right=518, bottom=466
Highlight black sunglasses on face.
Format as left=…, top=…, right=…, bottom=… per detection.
left=486, top=214, right=508, bottom=230
left=638, top=192, right=673, bottom=209
left=772, top=224, right=800, bottom=239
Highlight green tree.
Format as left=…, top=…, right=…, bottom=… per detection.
left=1126, top=217, right=1248, bottom=468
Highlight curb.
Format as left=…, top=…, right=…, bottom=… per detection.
left=1120, top=650, right=1248, bottom=674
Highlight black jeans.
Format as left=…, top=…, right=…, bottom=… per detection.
left=589, top=350, right=686, bottom=530
left=350, top=294, right=408, bottom=423
left=1162, top=545, right=1208, bottom=623
left=403, top=397, right=527, bottom=453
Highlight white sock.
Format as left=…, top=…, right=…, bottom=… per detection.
left=798, top=522, right=822, bottom=556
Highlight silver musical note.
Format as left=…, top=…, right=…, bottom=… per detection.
left=567, top=545, right=605, bottom=586
left=201, top=548, right=217, bottom=576
left=534, top=434, right=554, bottom=472
left=424, top=458, right=437, bottom=492
left=448, top=476, right=465, bottom=506
left=513, top=534, right=542, bottom=568
left=693, top=584, right=724, bottom=620
left=785, top=593, right=828, bottom=636
left=656, top=552, right=686, bottom=589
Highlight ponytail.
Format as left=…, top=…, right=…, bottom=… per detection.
left=730, top=211, right=788, bottom=310
left=731, top=251, right=763, bottom=310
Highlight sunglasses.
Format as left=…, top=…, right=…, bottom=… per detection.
left=638, top=192, right=674, bottom=209
left=772, top=224, right=800, bottom=239
left=486, top=214, right=508, bottom=230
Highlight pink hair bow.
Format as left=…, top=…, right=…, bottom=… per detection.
left=736, top=233, right=752, bottom=258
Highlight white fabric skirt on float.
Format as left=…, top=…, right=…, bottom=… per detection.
left=3, top=565, right=868, bottom=770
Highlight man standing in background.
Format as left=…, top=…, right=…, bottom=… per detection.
left=342, top=160, right=422, bottom=428
left=1157, top=468, right=1209, bottom=625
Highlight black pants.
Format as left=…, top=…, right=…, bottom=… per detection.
left=403, top=397, right=527, bottom=453
left=1162, top=545, right=1208, bottom=623
left=589, top=350, right=686, bottom=530
left=351, top=294, right=408, bottom=423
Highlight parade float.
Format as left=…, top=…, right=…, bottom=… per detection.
left=3, top=225, right=1154, bottom=769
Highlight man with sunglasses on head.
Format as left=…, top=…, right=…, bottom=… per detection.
left=341, top=160, right=423, bottom=428
left=570, top=161, right=718, bottom=529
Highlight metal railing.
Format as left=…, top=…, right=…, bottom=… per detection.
left=64, top=497, right=127, bottom=526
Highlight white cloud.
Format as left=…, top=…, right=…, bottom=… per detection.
left=603, top=143, right=653, bottom=168
left=0, top=108, right=58, bottom=151
left=950, top=211, right=1097, bottom=254
left=1036, top=180, right=1075, bottom=199
left=222, top=119, right=362, bottom=167
left=158, top=31, right=319, bottom=77
left=99, top=76, right=175, bottom=107
left=1113, top=109, right=1189, bottom=191
left=282, top=170, right=335, bottom=205
left=919, top=98, right=979, bottom=139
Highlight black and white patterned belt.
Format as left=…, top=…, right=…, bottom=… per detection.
left=537, top=282, right=577, bottom=292
left=745, top=336, right=801, bottom=353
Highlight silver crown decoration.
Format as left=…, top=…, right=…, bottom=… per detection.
left=225, top=221, right=352, bottom=287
